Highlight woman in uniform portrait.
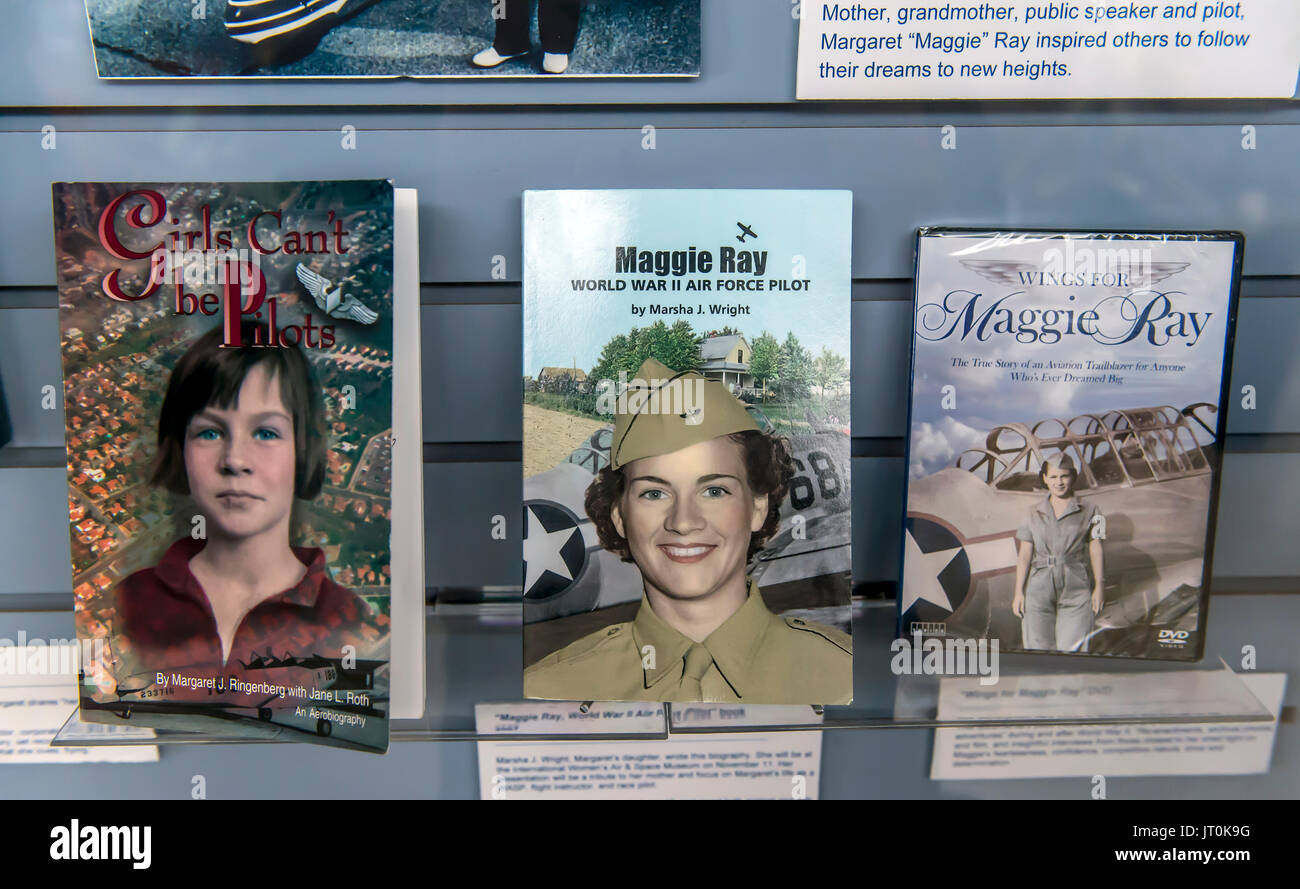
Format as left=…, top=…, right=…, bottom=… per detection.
left=524, top=358, right=853, bottom=704
left=1011, top=453, right=1105, bottom=653
left=108, top=322, right=379, bottom=685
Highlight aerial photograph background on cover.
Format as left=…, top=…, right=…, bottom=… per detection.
left=85, top=0, right=700, bottom=78
left=53, top=181, right=395, bottom=751
left=522, top=190, right=854, bottom=705
left=901, top=230, right=1240, bottom=661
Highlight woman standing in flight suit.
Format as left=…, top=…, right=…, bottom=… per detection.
left=1011, top=454, right=1105, bottom=652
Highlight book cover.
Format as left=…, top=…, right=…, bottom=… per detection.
left=522, top=189, right=854, bottom=705
left=900, top=229, right=1242, bottom=661
left=53, top=180, right=399, bottom=751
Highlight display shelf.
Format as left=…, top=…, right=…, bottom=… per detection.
left=50, top=598, right=1273, bottom=747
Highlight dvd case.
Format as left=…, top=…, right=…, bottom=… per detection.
left=52, top=180, right=419, bottom=751
left=900, top=229, right=1243, bottom=660
left=521, top=189, right=854, bottom=704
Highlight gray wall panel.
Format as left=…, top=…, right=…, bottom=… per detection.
left=0, top=468, right=73, bottom=595
left=851, top=456, right=904, bottom=584
left=0, top=308, right=65, bottom=447
left=421, top=303, right=521, bottom=443
left=851, top=300, right=911, bottom=438
left=423, top=461, right=521, bottom=590
left=1224, top=297, right=1300, bottom=434
left=3, top=294, right=1295, bottom=449
left=5, top=124, right=1300, bottom=286
left=9, top=106, right=1300, bottom=135
left=1210, top=454, right=1300, bottom=579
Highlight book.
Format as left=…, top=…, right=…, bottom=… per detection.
left=522, top=189, right=854, bottom=705
left=900, top=229, right=1243, bottom=661
left=52, top=180, right=422, bottom=751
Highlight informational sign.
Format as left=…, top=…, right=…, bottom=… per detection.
left=0, top=643, right=156, bottom=764
left=476, top=702, right=822, bottom=799
left=796, top=1, right=1300, bottom=99
left=930, top=672, right=1284, bottom=779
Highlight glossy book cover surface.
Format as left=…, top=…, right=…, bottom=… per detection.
left=53, top=181, right=394, bottom=751
left=900, top=229, right=1242, bottom=661
left=522, top=189, right=854, bottom=704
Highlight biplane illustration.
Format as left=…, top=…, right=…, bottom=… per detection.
left=902, top=402, right=1219, bottom=656
left=523, top=406, right=852, bottom=624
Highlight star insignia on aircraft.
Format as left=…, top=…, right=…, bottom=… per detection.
left=900, top=516, right=972, bottom=618
left=522, top=501, right=588, bottom=600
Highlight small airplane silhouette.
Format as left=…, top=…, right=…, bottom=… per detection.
left=736, top=222, right=757, bottom=243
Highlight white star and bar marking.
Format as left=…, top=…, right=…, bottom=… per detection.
left=522, top=504, right=578, bottom=595
left=902, top=524, right=1020, bottom=615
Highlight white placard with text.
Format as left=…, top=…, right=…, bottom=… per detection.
left=476, top=701, right=822, bottom=799
left=0, top=643, right=157, bottom=764
left=797, top=1, right=1300, bottom=99
left=931, top=672, right=1284, bottom=779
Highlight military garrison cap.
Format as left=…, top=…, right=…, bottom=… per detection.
left=609, top=357, right=758, bottom=469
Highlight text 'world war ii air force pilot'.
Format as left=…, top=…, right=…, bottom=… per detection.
left=524, top=358, right=853, bottom=705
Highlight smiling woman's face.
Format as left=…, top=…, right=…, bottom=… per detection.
left=1044, top=463, right=1075, bottom=498
left=182, top=364, right=297, bottom=542
left=612, top=436, right=767, bottom=603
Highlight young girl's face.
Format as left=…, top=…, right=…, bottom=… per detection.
left=182, top=364, right=297, bottom=542
left=1044, top=464, right=1075, bottom=498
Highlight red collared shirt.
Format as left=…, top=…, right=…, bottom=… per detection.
left=108, top=537, right=386, bottom=685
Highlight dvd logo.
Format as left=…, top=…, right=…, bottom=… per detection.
left=1158, top=629, right=1190, bottom=647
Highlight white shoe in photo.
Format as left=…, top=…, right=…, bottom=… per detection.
left=472, top=46, right=526, bottom=68
left=542, top=52, right=569, bottom=74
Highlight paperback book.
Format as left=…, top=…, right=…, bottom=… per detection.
left=52, top=180, right=421, bottom=751
left=522, top=189, right=854, bottom=704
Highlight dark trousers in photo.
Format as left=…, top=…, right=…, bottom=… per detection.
left=494, top=0, right=582, bottom=55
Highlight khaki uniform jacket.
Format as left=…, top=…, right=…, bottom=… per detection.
left=524, top=581, right=853, bottom=705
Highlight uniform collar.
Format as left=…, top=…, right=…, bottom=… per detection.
left=1036, top=495, right=1082, bottom=520
left=153, top=536, right=328, bottom=608
left=631, top=579, right=774, bottom=698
